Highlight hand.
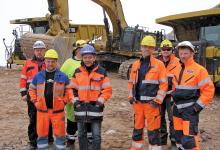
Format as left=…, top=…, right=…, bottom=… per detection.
left=129, top=97, right=136, bottom=104
left=193, top=103, right=203, bottom=113
left=74, top=101, right=81, bottom=108
left=149, top=100, right=160, bottom=107
left=34, top=101, right=42, bottom=109
left=96, top=101, right=104, bottom=107
left=21, top=95, right=27, bottom=102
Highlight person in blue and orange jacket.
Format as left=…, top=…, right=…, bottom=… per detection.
left=19, top=40, right=53, bottom=149
left=172, top=41, right=215, bottom=150
left=29, top=49, right=73, bottom=150
left=128, top=35, right=168, bottom=150
left=70, top=44, right=112, bottom=150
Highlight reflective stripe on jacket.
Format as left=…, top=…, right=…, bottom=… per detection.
left=128, top=55, right=168, bottom=104
left=158, top=54, right=179, bottom=94
left=70, top=64, right=112, bottom=121
left=172, top=56, right=215, bottom=109
left=29, top=69, right=73, bottom=113
left=20, top=58, right=45, bottom=95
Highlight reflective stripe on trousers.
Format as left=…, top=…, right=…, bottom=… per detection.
left=149, top=145, right=162, bottom=150
left=176, top=102, right=194, bottom=109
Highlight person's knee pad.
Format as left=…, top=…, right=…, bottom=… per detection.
left=148, top=129, right=161, bottom=145
left=132, top=128, right=143, bottom=141
left=174, top=130, right=183, bottom=144
left=182, top=135, right=196, bottom=149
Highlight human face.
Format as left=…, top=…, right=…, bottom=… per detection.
left=178, top=48, right=194, bottom=63
left=34, top=48, right=45, bottom=59
left=82, top=54, right=96, bottom=67
left=161, top=47, right=172, bottom=58
left=45, top=58, right=57, bottom=71
left=75, top=48, right=82, bottom=60
left=141, top=45, right=154, bottom=57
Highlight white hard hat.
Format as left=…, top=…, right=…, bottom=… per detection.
left=33, top=40, right=46, bottom=49
left=176, top=41, right=194, bottom=52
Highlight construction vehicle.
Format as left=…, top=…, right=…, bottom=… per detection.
left=91, top=0, right=164, bottom=79
left=5, top=0, right=165, bottom=79
left=156, top=7, right=220, bottom=87
left=4, top=0, right=107, bottom=67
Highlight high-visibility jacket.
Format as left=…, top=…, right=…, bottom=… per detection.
left=29, top=69, right=73, bottom=113
left=20, top=57, right=45, bottom=96
left=128, top=55, right=168, bottom=104
left=172, top=56, right=215, bottom=110
left=60, top=58, right=81, bottom=122
left=70, top=63, right=112, bottom=121
left=158, top=54, right=179, bottom=94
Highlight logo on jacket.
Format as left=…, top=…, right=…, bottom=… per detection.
left=47, top=79, right=54, bottom=83
left=186, top=69, right=194, bottom=74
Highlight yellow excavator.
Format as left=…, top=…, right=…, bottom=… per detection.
left=4, top=0, right=165, bottom=79
left=156, top=7, right=220, bottom=87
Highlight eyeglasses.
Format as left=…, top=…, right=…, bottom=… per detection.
left=161, top=48, right=172, bottom=51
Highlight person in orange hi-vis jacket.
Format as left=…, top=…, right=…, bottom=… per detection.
left=172, top=41, right=215, bottom=150
left=71, top=44, right=112, bottom=150
left=29, top=49, right=73, bottom=150
left=19, top=40, right=53, bottom=149
left=157, top=39, right=179, bottom=149
left=128, top=35, right=168, bottom=150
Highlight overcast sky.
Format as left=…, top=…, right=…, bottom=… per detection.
left=0, top=0, right=219, bottom=66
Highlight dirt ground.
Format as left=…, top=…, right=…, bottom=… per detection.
left=0, top=67, right=219, bottom=150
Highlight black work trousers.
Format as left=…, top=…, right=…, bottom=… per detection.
left=160, top=94, right=175, bottom=145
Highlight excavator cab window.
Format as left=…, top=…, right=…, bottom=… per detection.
left=119, top=27, right=142, bottom=51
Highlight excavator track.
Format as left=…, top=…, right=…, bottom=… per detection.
left=118, top=59, right=137, bottom=79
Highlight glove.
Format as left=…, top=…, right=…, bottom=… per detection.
left=34, top=101, right=42, bottom=109
left=96, top=101, right=104, bottom=107
left=149, top=100, right=160, bottom=107
left=128, top=97, right=136, bottom=104
left=74, top=100, right=81, bottom=108
left=193, top=103, right=203, bottom=113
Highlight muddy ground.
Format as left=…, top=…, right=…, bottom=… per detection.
left=0, top=67, right=219, bottom=150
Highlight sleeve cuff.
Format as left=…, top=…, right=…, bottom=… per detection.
left=194, top=103, right=203, bottom=112
left=20, top=91, right=27, bottom=97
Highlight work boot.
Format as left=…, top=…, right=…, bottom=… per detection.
left=28, top=143, right=37, bottom=150
left=87, top=132, right=93, bottom=145
left=169, top=142, right=177, bottom=150
left=66, top=140, right=75, bottom=150
left=48, top=136, right=54, bottom=145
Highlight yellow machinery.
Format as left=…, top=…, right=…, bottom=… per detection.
left=91, top=0, right=164, bottom=79
left=5, top=0, right=165, bottom=79
left=5, top=0, right=106, bottom=67
left=156, top=8, right=220, bottom=86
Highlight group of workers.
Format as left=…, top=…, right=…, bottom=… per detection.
left=20, top=35, right=214, bottom=150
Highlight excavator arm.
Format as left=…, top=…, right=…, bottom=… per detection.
left=91, top=0, right=128, bottom=39
left=46, top=0, right=69, bottom=36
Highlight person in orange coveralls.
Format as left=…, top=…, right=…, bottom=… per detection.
left=128, top=35, right=168, bottom=150
left=29, top=49, right=73, bottom=150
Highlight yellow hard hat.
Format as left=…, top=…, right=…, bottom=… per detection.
left=141, top=35, right=156, bottom=47
left=73, top=40, right=86, bottom=51
left=44, top=49, right=58, bottom=59
left=160, top=39, right=173, bottom=48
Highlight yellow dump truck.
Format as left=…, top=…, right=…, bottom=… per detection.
left=156, top=8, right=220, bottom=86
